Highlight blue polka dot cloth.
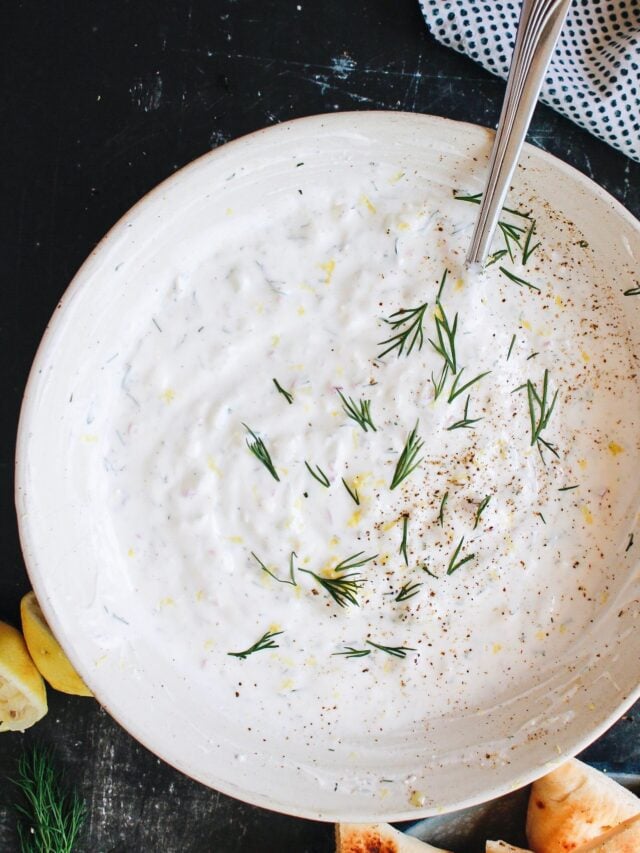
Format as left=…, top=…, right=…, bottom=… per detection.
left=419, top=0, right=640, bottom=162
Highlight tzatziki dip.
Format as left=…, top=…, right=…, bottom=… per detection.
left=37, top=116, right=636, bottom=816
left=103, top=167, right=636, bottom=737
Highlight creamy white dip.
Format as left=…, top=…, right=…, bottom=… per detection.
left=96, top=157, right=637, bottom=783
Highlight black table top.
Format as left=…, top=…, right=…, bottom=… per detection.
left=1, top=2, right=639, bottom=850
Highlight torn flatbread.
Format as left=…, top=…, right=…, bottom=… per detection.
left=335, top=823, right=452, bottom=852
left=572, top=812, right=640, bottom=851
left=526, top=759, right=640, bottom=852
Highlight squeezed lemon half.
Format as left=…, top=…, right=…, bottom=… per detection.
left=20, top=592, right=92, bottom=697
left=0, top=619, right=47, bottom=732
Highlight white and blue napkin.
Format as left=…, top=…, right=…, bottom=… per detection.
left=420, top=0, right=640, bottom=162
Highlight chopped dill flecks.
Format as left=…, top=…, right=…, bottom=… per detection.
left=390, top=422, right=424, bottom=490
left=304, top=461, right=330, bottom=487
left=272, top=378, right=293, bottom=404
left=228, top=629, right=283, bottom=659
left=447, top=536, right=475, bottom=575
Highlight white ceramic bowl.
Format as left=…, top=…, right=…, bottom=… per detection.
left=16, top=112, right=640, bottom=821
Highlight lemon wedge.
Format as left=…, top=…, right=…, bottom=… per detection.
left=0, top=619, right=47, bottom=732
left=20, top=592, right=92, bottom=697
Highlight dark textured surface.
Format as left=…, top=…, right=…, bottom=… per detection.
left=1, top=1, right=638, bottom=851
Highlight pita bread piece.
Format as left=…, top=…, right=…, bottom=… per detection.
left=336, top=822, right=452, bottom=852
left=572, top=812, right=640, bottom=852
left=486, top=842, right=533, bottom=852
left=526, top=759, right=640, bottom=852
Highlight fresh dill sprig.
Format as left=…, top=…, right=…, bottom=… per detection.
left=299, top=568, right=365, bottom=607
left=366, top=640, right=415, bottom=658
left=334, top=551, right=378, bottom=572
left=251, top=551, right=297, bottom=586
left=446, top=395, right=482, bottom=430
left=626, top=533, right=634, bottom=552
left=421, top=564, right=438, bottom=578
left=453, top=191, right=531, bottom=220
left=336, top=641, right=417, bottom=658
left=337, top=389, right=376, bottom=432
left=522, top=220, right=541, bottom=264
left=453, top=191, right=482, bottom=204
left=473, top=495, right=491, bottom=530
left=438, top=491, right=449, bottom=527
left=454, top=192, right=535, bottom=267
left=243, top=424, right=280, bottom=481
left=300, top=550, right=376, bottom=607
left=12, top=747, right=86, bottom=853
left=304, top=461, right=330, bottom=487
left=431, top=362, right=449, bottom=400
left=333, top=646, right=371, bottom=658
left=536, top=440, right=558, bottom=463
left=228, top=630, right=283, bottom=659
left=341, top=477, right=360, bottom=505
left=395, top=581, right=421, bottom=602
left=448, top=367, right=491, bottom=403
left=522, top=369, right=559, bottom=460
left=272, top=378, right=293, bottom=404
left=536, top=512, right=547, bottom=524
left=399, top=515, right=409, bottom=566
left=503, top=205, right=532, bottom=220
left=507, top=334, right=517, bottom=360
left=436, top=268, right=449, bottom=301
left=429, top=302, right=459, bottom=374
left=558, top=485, right=579, bottom=492
left=498, top=221, right=525, bottom=262
left=537, top=441, right=559, bottom=464
left=499, top=266, right=541, bottom=293
left=447, top=536, right=475, bottom=575
left=487, top=248, right=508, bottom=267
left=623, top=285, right=640, bottom=296
left=390, top=421, right=424, bottom=490
left=377, top=301, right=429, bottom=359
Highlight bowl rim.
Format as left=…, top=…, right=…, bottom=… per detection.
left=15, top=110, right=640, bottom=822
